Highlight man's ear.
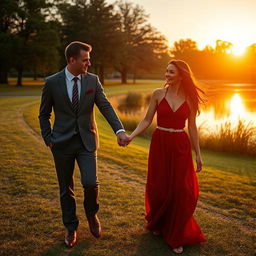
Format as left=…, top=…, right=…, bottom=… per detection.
left=69, top=57, right=75, bottom=64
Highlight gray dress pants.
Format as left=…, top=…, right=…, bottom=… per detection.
left=51, top=133, right=99, bottom=231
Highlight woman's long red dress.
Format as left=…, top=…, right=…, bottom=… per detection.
left=145, top=96, right=206, bottom=249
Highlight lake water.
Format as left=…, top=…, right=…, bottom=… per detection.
left=197, top=82, right=256, bottom=132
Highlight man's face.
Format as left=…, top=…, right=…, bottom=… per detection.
left=70, top=50, right=91, bottom=74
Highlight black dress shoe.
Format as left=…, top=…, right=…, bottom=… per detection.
left=64, top=230, right=77, bottom=248
left=87, top=215, right=101, bottom=238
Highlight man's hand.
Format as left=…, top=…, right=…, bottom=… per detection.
left=117, top=132, right=129, bottom=147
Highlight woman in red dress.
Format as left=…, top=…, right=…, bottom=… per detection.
left=128, top=60, right=206, bottom=254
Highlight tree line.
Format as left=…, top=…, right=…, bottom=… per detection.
left=1, top=0, right=256, bottom=86
left=0, top=0, right=169, bottom=86
left=171, top=39, right=256, bottom=81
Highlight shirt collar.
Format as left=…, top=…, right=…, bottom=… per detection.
left=65, top=67, right=81, bottom=81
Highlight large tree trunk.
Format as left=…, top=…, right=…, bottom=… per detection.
left=16, top=67, right=23, bottom=87
left=0, top=69, right=8, bottom=84
left=133, top=72, right=136, bottom=84
left=99, top=64, right=104, bottom=85
left=33, top=70, right=38, bottom=80
left=121, top=69, right=127, bottom=84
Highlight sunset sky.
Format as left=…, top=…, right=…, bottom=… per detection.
left=109, top=0, right=256, bottom=54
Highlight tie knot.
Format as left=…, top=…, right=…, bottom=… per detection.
left=73, top=77, right=79, bottom=83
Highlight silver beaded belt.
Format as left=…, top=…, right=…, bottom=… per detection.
left=156, top=126, right=184, bottom=132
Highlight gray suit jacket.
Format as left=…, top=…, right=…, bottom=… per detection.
left=38, top=69, right=124, bottom=152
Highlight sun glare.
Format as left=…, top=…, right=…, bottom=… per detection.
left=232, top=45, right=246, bottom=56
left=230, top=93, right=245, bottom=121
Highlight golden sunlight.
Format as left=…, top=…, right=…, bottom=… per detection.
left=213, top=27, right=249, bottom=56
left=232, top=45, right=246, bottom=56
left=230, top=93, right=245, bottom=120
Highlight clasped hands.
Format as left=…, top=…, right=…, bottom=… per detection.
left=117, top=132, right=131, bottom=147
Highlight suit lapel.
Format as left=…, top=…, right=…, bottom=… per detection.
left=58, top=69, right=74, bottom=111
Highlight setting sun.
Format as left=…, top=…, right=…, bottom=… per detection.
left=232, top=45, right=246, bottom=56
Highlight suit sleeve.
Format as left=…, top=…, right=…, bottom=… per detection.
left=94, top=76, right=124, bottom=133
left=38, top=79, right=53, bottom=146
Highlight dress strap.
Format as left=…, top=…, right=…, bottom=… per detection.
left=164, top=85, right=169, bottom=98
left=157, top=85, right=169, bottom=106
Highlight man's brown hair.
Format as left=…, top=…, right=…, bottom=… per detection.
left=65, top=41, right=92, bottom=62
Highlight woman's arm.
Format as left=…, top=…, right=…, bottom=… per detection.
left=187, top=105, right=202, bottom=172
left=128, top=89, right=160, bottom=141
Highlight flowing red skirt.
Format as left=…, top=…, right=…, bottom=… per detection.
left=145, top=129, right=206, bottom=248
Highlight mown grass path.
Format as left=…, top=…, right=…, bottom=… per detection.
left=0, top=83, right=255, bottom=256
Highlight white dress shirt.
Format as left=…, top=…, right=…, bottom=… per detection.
left=65, top=67, right=81, bottom=102
left=65, top=67, right=125, bottom=135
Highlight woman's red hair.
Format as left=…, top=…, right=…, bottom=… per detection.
left=167, top=59, right=205, bottom=114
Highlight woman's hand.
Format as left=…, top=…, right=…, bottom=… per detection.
left=196, top=154, right=203, bottom=172
left=126, top=135, right=133, bottom=145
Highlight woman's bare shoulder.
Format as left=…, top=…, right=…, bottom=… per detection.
left=152, top=88, right=166, bottom=98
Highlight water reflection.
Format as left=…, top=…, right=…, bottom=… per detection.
left=197, top=83, right=256, bottom=132
left=230, top=93, right=246, bottom=121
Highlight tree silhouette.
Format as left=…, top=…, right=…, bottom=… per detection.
left=59, top=0, right=120, bottom=84
left=0, top=0, right=60, bottom=86
left=0, top=0, right=18, bottom=84
left=171, top=39, right=198, bottom=57
left=246, top=44, right=256, bottom=81
left=215, top=40, right=233, bottom=54
left=113, top=0, right=168, bottom=84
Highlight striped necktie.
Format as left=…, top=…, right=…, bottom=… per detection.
left=72, top=77, right=79, bottom=114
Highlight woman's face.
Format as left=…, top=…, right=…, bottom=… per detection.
left=165, top=63, right=181, bottom=85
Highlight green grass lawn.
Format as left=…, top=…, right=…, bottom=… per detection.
left=0, top=82, right=255, bottom=256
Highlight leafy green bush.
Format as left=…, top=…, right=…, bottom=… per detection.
left=118, top=92, right=144, bottom=113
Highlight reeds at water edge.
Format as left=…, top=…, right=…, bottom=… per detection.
left=114, top=92, right=256, bottom=156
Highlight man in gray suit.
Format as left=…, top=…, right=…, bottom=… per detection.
left=39, top=41, right=128, bottom=248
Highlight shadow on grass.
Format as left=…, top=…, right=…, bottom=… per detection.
left=40, top=238, right=91, bottom=256
left=132, top=232, right=204, bottom=256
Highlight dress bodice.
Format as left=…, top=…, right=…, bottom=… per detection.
left=157, top=98, right=190, bottom=129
